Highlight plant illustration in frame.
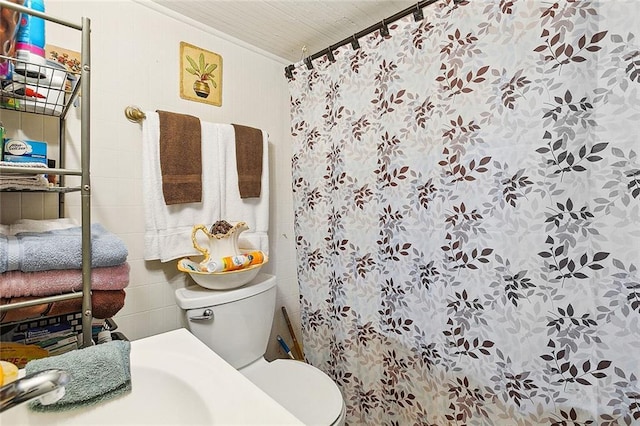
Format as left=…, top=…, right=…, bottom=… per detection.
left=180, top=42, right=222, bottom=106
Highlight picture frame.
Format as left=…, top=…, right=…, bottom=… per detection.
left=180, top=42, right=222, bottom=106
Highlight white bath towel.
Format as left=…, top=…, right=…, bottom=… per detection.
left=220, top=124, right=269, bottom=254
left=142, top=111, right=222, bottom=262
left=7, top=218, right=79, bottom=235
left=0, top=177, right=49, bottom=191
left=0, top=161, right=50, bottom=190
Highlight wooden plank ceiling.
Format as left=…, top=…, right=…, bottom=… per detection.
left=150, top=0, right=417, bottom=63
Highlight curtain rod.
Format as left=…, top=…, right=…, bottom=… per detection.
left=285, top=0, right=449, bottom=79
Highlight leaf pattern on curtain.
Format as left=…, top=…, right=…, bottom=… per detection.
left=288, top=1, right=640, bottom=424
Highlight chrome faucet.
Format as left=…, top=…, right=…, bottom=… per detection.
left=0, top=369, right=71, bottom=413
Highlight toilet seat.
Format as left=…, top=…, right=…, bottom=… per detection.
left=241, top=359, right=345, bottom=426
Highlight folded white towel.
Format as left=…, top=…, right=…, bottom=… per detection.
left=0, top=178, right=49, bottom=190
left=0, top=161, right=49, bottom=190
left=142, top=112, right=222, bottom=262
left=0, top=161, right=48, bottom=171
left=8, top=218, right=79, bottom=235
left=220, top=124, right=269, bottom=254
left=0, top=218, right=79, bottom=237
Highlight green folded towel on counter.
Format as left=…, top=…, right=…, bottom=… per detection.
left=25, top=340, right=131, bottom=411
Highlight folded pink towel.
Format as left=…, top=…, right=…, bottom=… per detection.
left=0, top=263, right=130, bottom=298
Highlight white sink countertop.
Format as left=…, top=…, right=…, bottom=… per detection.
left=1, top=328, right=304, bottom=425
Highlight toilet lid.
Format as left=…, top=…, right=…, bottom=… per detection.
left=243, top=359, right=344, bottom=425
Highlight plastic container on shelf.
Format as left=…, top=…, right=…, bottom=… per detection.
left=0, top=1, right=22, bottom=79
left=14, top=0, right=47, bottom=79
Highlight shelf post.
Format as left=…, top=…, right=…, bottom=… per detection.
left=80, top=15, right=92, bottom=348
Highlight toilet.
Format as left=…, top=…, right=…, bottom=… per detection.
left=175, top=273, right=346, bottom=426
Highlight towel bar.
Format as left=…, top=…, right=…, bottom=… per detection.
left=124, top=106, right=146, bottom=123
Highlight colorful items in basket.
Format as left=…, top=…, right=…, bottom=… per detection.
left=179, top=251, right=264, bottom=273
left=177, top=220, right=268, bottom=290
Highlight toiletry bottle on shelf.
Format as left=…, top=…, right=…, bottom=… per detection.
left=0, top=121, right=5, bottom=160
left=0, top=4, right=21, bottom=79
left=97, top=329, right=112, bottom=344
left=15, top=0, right=46, bottom=79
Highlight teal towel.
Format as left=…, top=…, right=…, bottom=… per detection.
left=25, top=340, right=131, bottom=411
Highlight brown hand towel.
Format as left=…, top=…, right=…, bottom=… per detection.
left=0, top=290, right=126, bottom=323
left=232, top=123, right=263, bottom=198
left=157, top=110, right=202, bottom=205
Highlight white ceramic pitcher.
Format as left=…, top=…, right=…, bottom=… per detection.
left=191, top=221, right=249, bottom=265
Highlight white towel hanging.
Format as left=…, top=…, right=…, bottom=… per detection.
left=220, top=124, right=269, bottom=255
left=142, top=112, right=222, bottom=262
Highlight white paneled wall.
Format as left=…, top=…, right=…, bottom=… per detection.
left=0, top=0, right=301, bottom=361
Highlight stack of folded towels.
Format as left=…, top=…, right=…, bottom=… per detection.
left=0, top=161, right=50, bottom=191
left=0, top=218, right=129, bottom=324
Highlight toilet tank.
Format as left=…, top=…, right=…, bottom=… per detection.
left=175, top=274, right=277, bottom=369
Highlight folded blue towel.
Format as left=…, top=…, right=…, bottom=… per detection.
left=0, top=224, right=128, bottom=273
left=25, top=340, right=132, bottom=411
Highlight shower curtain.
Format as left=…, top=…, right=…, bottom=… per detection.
left=288, top=0, right=640, bottom=424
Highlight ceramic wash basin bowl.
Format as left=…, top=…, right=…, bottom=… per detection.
left=1, top=329, right=303, bottom=425
left=178, top=259, right=266, bottom=290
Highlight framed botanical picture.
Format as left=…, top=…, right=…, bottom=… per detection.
left=180, top=42, right=222, bottom=106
